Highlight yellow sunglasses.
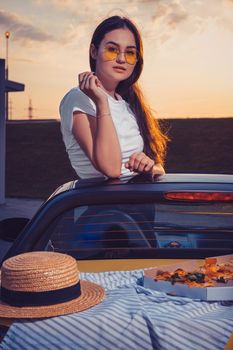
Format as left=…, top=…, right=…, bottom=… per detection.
left=102, top=45, right=138, bottom=65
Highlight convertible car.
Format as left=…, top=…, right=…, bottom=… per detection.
left=1, top=173, right=233, bottom=264
left=0, top=173, right=233, bottom=349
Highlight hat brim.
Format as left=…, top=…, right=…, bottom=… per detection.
left=0, top=280, right=105, bottom=319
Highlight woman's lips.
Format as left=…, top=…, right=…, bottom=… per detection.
left=113, top=66, right=126, bottom=72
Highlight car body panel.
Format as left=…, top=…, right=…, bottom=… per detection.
left=2, top=174, right=233, bottom=262
left=0, top=174, right=233, bottom=348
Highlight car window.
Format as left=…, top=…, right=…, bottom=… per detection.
left=155, top=202, right=233, bottom=228
left=42, top=201, right=233, bottom=259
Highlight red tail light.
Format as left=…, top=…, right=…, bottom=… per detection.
left=164, top=192, right=233, bottom=202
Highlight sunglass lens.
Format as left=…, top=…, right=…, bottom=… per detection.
left=103, top=47, right=117, bottom=61
left=103, top=47, right=138, bottom=64
left=125, top=50, right=137, bottom=65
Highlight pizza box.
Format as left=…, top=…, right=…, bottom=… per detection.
left=143, top=254, right=233, bottom=301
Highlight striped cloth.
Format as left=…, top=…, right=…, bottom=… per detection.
left=1, top=269, right=233, bottom=350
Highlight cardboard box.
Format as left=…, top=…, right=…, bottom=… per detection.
left=144, top=254, right=233, bottom=301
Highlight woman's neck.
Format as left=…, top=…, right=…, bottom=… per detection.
left=102, top=86, right=117, bottom=99
left=95, top=72, right=118, bottom=99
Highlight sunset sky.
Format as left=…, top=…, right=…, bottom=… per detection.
left=0, top=0, right=233, bottom=119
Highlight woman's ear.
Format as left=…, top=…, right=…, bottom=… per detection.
left=90, top=44, right=97, bottom=59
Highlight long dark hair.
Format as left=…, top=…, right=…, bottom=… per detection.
left=89, top=16, right=169, bottom=165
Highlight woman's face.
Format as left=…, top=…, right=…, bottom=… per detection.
left=92, top=28, right=137, bottom=87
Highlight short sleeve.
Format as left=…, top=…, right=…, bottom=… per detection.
left=59, top=87, right=96, bottom=132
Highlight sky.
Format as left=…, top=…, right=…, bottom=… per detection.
left=0, top=0, right=233, bottom=120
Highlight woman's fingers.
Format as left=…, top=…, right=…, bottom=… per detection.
left=78, top=71, right=94, bottom=81
left=79, top=72, right=92, bottom=90
left=78, top=72, right=104, bottom=101
left=125, top=153, right=165, bottom=176
left=79, top=72, right=97, bottom=90
left=126, top=152, right=154, bottom=172
left=137, top=157, right=150, bottom=172
left=144, top=159, right=155, bottom=172
left=78, top=72, right=90, bottom=86
left=89, top=75, right=100, bottom=89
left=137, top=157, right=154, bottom=172
left=127, top=152, right=143, bottom=171
left=151, top=163, right=165, bottom=176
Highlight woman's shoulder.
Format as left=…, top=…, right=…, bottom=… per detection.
left=59, top=86, right=96, bottom=118
left=60, top=87, right=96, bottom=113
left=60, top=87, right=91, bottom=105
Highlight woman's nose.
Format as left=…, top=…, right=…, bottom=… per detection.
left=116, top=51, right=126, bottom=63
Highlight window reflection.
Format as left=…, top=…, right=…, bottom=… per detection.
left=46, top=202, right=233, bottom=259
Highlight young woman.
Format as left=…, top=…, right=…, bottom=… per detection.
left=60, top=16, right=169, bottom=179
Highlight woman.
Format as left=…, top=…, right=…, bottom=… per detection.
left=60, top=16, right=169, bottom=179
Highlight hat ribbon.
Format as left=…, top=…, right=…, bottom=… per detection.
left=0, top=281, right=81, bottom=307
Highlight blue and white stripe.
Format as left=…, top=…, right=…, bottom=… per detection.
left=1, top=269, right=233, bottom=350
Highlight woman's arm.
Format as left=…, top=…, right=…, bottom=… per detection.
left=72, top=72, right=122, bottom=178
left=125, top=152, right=165, bottom=176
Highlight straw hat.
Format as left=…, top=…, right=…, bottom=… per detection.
left=0, top=251, right=105, bottom=318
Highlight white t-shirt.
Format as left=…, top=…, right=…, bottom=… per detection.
left=59, top=87, right=144, bottom=179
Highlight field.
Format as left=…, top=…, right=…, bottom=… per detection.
left=5, top=118, right=233, bottom=199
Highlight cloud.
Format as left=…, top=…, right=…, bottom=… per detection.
left=128, top=0, right=189, bottom=45
left=2, top=0, right=232, bottom=51
left=166, top=4, right=189, bottom=28
left=0, top=9, right=56, bottom=45
left=41, top=0, right=141, bottom=23
left=48, top=0, right=189, bottom=48
left=139, top=0, right=233, bottom=46
left=13, top=57, right=35, bottom=64
left=41, top=0, right=112, bottom=17
left=35, top=0, right=189, bottom=47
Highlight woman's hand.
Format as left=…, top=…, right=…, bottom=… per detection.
left=151, top=162, right=165, bottom=177
left=78, top=72, right=107, bottom=104
left=125, top=152, right=165, bottom=176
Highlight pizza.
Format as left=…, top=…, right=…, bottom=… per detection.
left=154, top=258, right=233, bottom=288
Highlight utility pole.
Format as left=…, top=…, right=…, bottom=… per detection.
left=0, top=60, right=6, bottom=204
left=0, top=59, right=24, bottom=204
left=5, top=31, right=10, bottom=121
left=28, top=98, right=33, bottom=120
